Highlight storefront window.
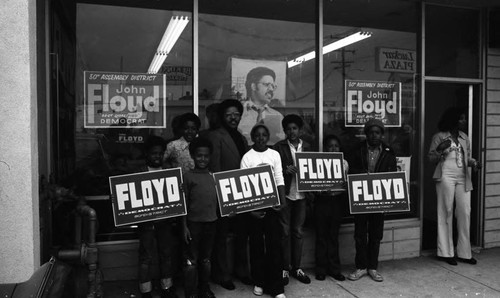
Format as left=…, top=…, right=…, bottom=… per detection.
left=425, top=5, right=480, bottom=78
left=323, top=0, right=419, bottom=219
left=74, top=3, right=192, bottom=240
left=198, top=1, right=317, bottom=148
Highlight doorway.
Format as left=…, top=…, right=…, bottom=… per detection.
left=422, top=82, right=482, bottom=251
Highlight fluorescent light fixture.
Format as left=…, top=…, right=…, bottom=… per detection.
left=287, top=31, right=372, bottom=68
left=148, top=16, right=190, bottom=74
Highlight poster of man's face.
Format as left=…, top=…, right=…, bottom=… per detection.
left=231, top=58, right=287, bottom=144
left=231, top=58, right=286, bottom=107
left=251, top=74, right=276, bottom=106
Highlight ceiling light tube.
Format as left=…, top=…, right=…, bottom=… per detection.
left=287, top=31, right=372, bottom=68
left=148, top=16, right=190, bottom=74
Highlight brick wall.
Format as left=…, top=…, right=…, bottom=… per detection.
left=99, top=218, right=421, bottom=281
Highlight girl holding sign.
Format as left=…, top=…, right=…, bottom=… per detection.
left=314, top=135, right=349, bottom=282
left=240, top=124, right=287, bottom=298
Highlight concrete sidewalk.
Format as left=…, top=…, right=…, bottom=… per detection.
left=103, top=247, right=500, bottom=297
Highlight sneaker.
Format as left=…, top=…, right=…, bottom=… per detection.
left=253, top=286, right=264, bottom=296
left=282, top=270, right=289, bottom=285
left=275, top=294, right=286, bottom=298
left=161, top=287, right=179, bottom=298
left=291, top=269, right=311, bottom=284
left=347, top=268, right=367, bottom=281
left=315, top=273, right=326, bottom=281
left=368, top=269, right=383, bottom=282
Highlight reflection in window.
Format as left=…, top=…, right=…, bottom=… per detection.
left=74, top=4, right=192, bottom=240
left=198, top=12, right=317, bottom=147
left=425, top=5, right=480, bottom=78
left=323, top=0, right=419, bottom=219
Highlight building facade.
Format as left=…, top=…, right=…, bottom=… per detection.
left=1, top=0, right=500, bottom=283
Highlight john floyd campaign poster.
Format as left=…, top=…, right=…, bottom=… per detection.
left=213, top=165, right=280, bottom=216
left=84, top=71, right=167, bottom=128
left=109, top=168, right=186, bottom=226
left=295, top=152, right=346, bottom=192
left=347, top=171, right=410, bottom=214
left=345, top=80, right=401, bottom=127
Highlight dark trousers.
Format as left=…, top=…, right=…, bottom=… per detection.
left=248, top=210, right=284, bottom=296
left=314, top=194, right=344, bottom=275
left=211, top=217, right=232, bottom=282
left=138, top=220, right=176, bottom=283
left=183, top=221, right=216, bottom=296
left=353, top=213, right=385, bottom=270
left=233, top=213, right=252, bottom=279
left=279, top=198, right=307, bottom=270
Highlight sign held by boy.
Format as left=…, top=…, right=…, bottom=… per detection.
left=347, top=171, right=410, bottom=214
left=213, top=165, right=280, bottom=216
left=110, top=168, right=187, bottom=226
left=295, top=151, right=346, bottom=191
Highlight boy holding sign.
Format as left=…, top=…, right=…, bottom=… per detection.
left=273, top=114, right=311, bottom=285
left=240, top=124, right=286, bottom=298
left=314, top=135, right=349, bottom=282
left=181, top=137, right=218, bottom=298
left=345, top=119, right=397, bottom=283
left=137, top=136, right=179, bottom=298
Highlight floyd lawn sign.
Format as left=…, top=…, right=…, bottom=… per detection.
left=109, top=168, right=186, bottom=226
left=347, top=171, right=410, bottom=214
left=213, top=165, right=280, bottom=216
left=295, top=152, right=346, bottom=192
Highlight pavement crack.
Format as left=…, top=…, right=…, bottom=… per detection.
left=336, top=283, right=359, bottom=298
left=431, top=260, right=500, bottom=293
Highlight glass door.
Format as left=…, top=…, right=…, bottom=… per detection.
left=422, top=82, right=482, bottom=250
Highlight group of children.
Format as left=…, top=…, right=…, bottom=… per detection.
left=138, top=111, right=355, bottom=298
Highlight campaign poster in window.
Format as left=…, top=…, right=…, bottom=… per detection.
left=231, top=58, right=287, bottom=144
left=213, top=165, right=280, bottom=216
left=109, top=168, right=186, bottom=226
left=344, top=80, right=402, bottom=127
left=84, top=71, right=167, bottom=128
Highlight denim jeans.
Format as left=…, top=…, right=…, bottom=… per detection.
left=279, top=198, right=307, bottom=270
left=183, top=221, right=216, bottom=296
left=248, top=210, right=285, bottom=296
left=314, top=193, right=346, bottom=275
left=211, top=216, right=232, bottom=283
left=353, top=213, right=384, bottom=270
left=138, top=220, right=177, bottom=283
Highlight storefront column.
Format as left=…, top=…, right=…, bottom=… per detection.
left=0, top=0, right=40, bottom=283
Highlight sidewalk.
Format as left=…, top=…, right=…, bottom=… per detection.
left=103, top=247, right=500, bottom=297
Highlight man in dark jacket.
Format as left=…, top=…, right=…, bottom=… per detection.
left=346, top=119, right=397, bottom=283
left=208, top=99, right=250, bottom=290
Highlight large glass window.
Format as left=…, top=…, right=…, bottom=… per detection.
left=198, top=1, right=317, bottom=148
left=425, top=5, right=480, bottom=78
left=74, top=3, right=192, bottom=241
left=323, top=0, right=419, bottom=219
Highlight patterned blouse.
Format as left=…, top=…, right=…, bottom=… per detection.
left=164, top=136, right=194, bottom=174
